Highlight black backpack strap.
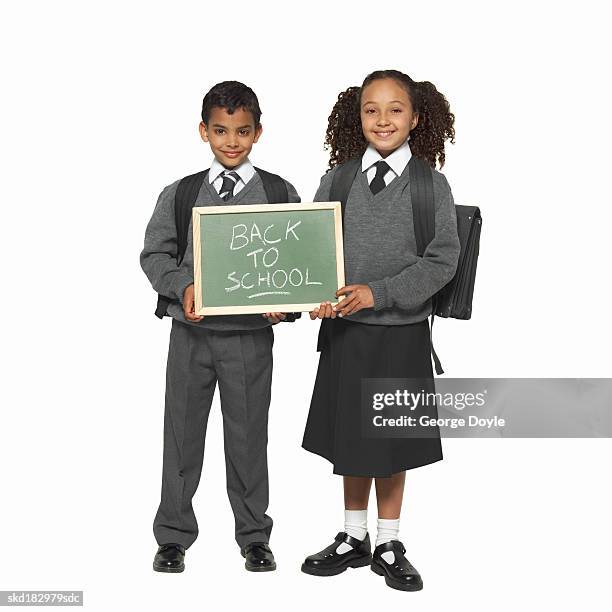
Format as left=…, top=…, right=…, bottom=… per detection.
left=154, top=295, right=172, bottom=319
left=154, top=170, right=208, bottom=319
left=428, top=297, right=444, bottom=375
left=317, top=159, right=360, bottom=332
left=254, top=167, right=289, bottom=205
left=329, top=158, right=361, bottom=230
left=409, top=157, right=436, bottom=254
left=408, top=157, right=444, bottom=374
left=175, top=170, right=209, bottom=265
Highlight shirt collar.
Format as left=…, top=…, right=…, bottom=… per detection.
left=361, top=137, right=412, bottom=176
left=209, top=157, right=255, bottom=185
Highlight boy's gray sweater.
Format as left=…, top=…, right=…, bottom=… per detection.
left=140, top=170, right=300, bottom=331
left=314, top=162, right=460, bottom=325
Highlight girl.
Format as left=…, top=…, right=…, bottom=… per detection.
left=301, top=70, right=460, bottom=592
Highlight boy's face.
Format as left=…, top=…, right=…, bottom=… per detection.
left=200, top=106, right=262, bottom=168
left=360, top=78, right=418, bottom=158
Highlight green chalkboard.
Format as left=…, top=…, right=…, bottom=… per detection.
left=192, top=202, right=345, bottom=315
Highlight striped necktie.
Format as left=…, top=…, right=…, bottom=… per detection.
left=369, top=160, right=391, bottom=195
left=219, top=170, right=240, bottom=201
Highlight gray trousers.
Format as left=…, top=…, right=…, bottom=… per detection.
left=153, top=319, right=274, bottom=550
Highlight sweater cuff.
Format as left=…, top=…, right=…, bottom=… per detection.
left=173, top=274, right=194, bottom=304
left=368, top=280, right=389, bottom=311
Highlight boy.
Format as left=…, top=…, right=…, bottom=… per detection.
left=140, top=81, right=300, bottom=573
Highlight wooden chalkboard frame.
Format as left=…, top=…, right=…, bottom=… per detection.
left=192, top=202, right=345, bottom=315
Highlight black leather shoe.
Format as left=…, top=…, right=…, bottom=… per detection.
left=153, top=543, right=185, bottom=573
left=241, top=542, right=276, bottom=572
left=371, top=540, right=423, bottom=591
left=301, top=532, right=372, bottom=576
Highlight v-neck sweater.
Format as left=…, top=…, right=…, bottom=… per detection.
left=313, top=160, right=460, bottom=325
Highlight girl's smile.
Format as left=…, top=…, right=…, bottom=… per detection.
left=373, top=130, right=397, bottom=139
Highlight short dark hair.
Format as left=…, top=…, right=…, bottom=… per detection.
left=201, top=81, right=262, bottom=126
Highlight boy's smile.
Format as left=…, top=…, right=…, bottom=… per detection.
left=200, top=106, right=262, bottom=168
left=360, top=78, right=418, bottom=157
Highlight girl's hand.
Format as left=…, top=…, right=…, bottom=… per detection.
left=262, top=312, right=286, bottom=324
left=334, top=285, right=374, bottom=317
left=309, top=301, right=337, bottom=320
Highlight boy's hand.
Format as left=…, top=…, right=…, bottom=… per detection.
left=262, top=312, right=287, bottom=324
left=334, top=285, right=374, bottom=317
left=183, top=284, right=204, bottom=322
left=309, top=301, right=337, bottom=320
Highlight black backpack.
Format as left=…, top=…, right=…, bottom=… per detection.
left=329, top=156, right=482, bottom=374
left=155, top=167, right=298, bottom=320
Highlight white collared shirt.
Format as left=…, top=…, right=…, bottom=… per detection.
left=361, top=137, right=412, bottom=186
left=209, top=157, right=256, bottom=196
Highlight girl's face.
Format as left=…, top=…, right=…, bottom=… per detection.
left=360, top=78, right=418, bottom=157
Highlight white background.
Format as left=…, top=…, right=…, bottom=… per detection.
left=1, top=0, right=611, bottom=610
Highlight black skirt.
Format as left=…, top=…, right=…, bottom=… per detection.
left=302, top=317, right=442, bottom=477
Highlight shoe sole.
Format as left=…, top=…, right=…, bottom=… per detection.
left=370, top=562, right=423, bottom=591
left=245, top=562, right=277, bottom=572
left=301, top=554, right=373, bottom=577
left=153, top=563, right=185, bottom=573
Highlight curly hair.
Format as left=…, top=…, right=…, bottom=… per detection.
left=324, top=70, right=455, bottom=169
left=201, top=80, right=262, bottom=126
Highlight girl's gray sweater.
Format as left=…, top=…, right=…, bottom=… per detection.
left=314, top=162, right=460, bottom=325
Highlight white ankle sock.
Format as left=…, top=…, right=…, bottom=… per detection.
left=376, top=518, right=400, bottom=563
left=337, top=509, right=367, bottom=554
